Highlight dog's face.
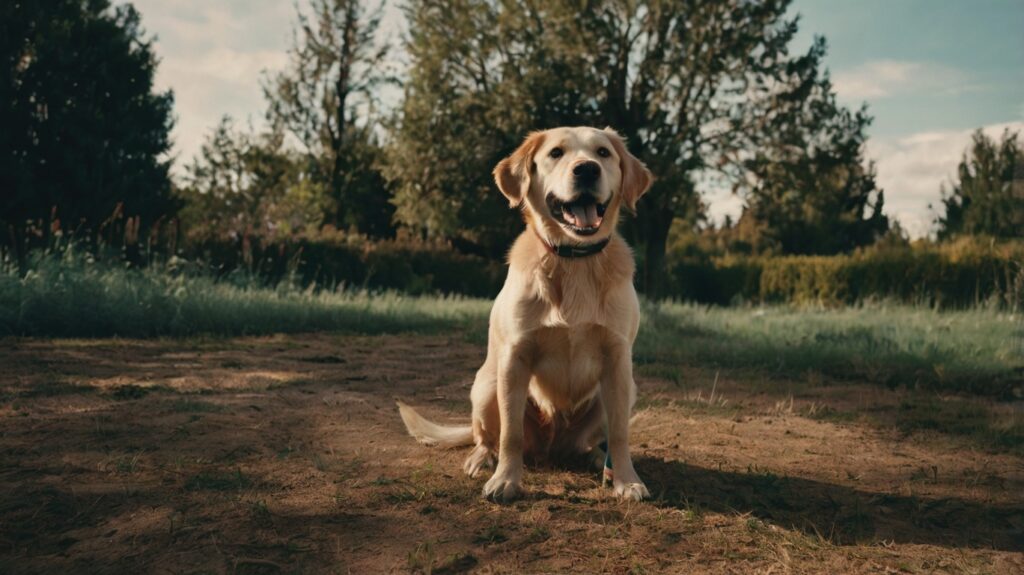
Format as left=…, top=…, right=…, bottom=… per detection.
left=494, top=127, right=653, bottom=244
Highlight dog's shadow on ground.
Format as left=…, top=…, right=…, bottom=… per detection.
left=633, top=456, right=1023, bottom=552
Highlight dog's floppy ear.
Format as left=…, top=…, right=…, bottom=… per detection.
left=604, top=128, right=653, bottom=212
left=493, top=131, right=545, bottom=207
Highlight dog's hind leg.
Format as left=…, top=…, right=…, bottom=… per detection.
left=572, top=396, right=607, bottom=455
left=546, top=395, right=605, bottom=469
left=463, top=443, right=495, bottom=477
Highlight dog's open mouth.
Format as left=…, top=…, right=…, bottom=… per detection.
left=547, top=194, right=608, bottom=236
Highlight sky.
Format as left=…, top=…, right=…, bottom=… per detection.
left=132, top=0, right=1024, bottom=238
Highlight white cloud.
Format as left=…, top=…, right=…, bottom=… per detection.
left=133, top=0, right=295, bottom=172
left=868, top=121, right=1024, bottom=238
left=159, top=48, right=289, bottom=167
left=831, top=59, right=973, bottom=103
left=699, top=121, right=1024, bottom=239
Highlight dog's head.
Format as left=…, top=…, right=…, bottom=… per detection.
left=494, top=127, right=653, bottom=244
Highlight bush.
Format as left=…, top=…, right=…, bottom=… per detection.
left=186, top=235, right=507, bottom=298
left=669, top=238, right=1024, bottom=308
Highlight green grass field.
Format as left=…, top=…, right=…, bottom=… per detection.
left=3, top=253, right=1020, bottom=398
left=0, top=251, right=491, bottom=338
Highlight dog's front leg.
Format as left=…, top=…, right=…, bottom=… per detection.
left=600, top=341, right=650, bottom=501
left=482, top=345, right=530, bottom=502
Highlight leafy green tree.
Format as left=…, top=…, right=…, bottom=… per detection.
left=387, top=0, right=856, bottom=295
left=937, top=129, right=1023, bottom=240
left=176, top=118, right=323, bottom=244
left=1, top=0, right=174, bottom=268
left=738, top=47, right=889, bottom=255
left=263, top=0, right=395, bottom=238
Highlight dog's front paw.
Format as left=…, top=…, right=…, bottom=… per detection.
left=613, top=480, right=650, bottom=501
left=611, top=468, right=650, bottom=501
left=482, top=468, right=523, bottom=502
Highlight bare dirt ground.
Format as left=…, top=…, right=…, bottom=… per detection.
left=1, top=332, right=1021, bottom=574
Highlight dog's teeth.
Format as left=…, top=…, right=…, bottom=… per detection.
left=562, top=206, right=576, bottom=224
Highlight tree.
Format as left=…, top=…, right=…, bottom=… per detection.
left=176, top=117, right=324, bottom=244
left=387, top=0, right=857, bottom=295
left=737, top=44, right=889, bottom=255
left=263, top=0, right=395, bottom=238
left=1, top=0, right=174, bottom=267
left=937, top=129, right=1023, bottom=240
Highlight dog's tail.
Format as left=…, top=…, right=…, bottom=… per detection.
left=396, top=401, right=474, bottom=448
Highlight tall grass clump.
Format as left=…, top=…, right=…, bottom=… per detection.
left=0, top=248, right=490, bottom=338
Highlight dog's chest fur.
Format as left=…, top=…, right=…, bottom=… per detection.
left=517, top=241, right=636, bottom=417
left=528, top=324, right=607, bottom=414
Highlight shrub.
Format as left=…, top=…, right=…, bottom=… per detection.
left=186, top=235, right=507, bottom=298
left=668, top=238, right=1024, bottom=309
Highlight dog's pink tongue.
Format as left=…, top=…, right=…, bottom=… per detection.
left=571, top=204, right=600, bottom=228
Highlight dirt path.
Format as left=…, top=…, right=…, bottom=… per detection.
left=1, top=333, right=1021, bottom=574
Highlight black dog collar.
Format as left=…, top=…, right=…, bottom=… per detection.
left=536, top=233, right=610, bottom=258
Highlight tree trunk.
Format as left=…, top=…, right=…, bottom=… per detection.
left=625, top=188, right=673, bottom=300
left=329, top=3, right=358, bottom=230
left=331, top=148, right=346, bottom=228
left=638, top=211, right=672, bottom=300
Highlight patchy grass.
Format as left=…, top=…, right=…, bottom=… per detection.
left=166, top=399, right=226, bottom=413
left=111, top=384, right=155, bottom=400
left=0, top=379, right=95, bottom=401
left=2, top=332, right=1021, bottom=574
left=184, top=469, right=252, bottom=492
left=893, top=396, right=1024, bottom=454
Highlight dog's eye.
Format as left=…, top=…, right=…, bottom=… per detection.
left=548, top=147, right=563, bottom=159
left=597, top=146, right=611, bottom=158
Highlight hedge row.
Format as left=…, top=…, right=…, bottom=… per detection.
left=188, top=237, right=508, bottom=297
left=669, top=241, right=1024, bottom=308
left=181, top=237, right=1023, bottom=308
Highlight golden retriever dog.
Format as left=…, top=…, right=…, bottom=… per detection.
left=398, top=126, right=653, bottom=502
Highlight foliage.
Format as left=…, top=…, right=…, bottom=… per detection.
left=937, top=128, right=1024, bottom=240
left=0, top=0, right=175, bottom=267
left=669, top=237, right=1024, bottom=309
left=263, top=0, right=395, bottom=237
left=738, top=41, right=889, bottom=255
left=187, top=232, right=507, bottom=297
left=176, top=118, right=325, bottom=243
left=386, top=0, right=869, bottom=294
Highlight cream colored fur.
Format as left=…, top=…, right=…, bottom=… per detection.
left=398, top=127, right=653, bottom=502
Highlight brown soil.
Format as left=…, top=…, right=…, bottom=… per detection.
left=0, top=333, right=1021, bottom=574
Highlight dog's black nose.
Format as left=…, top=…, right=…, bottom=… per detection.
left=573, top=161, right=601, bottom=185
